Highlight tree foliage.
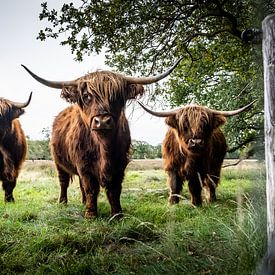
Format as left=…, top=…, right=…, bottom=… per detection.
left=131, top=140, right=161, bottom=159
left=37, top=0, right=275, bottom=156
left=27, top=128, right=51, bottom=160
left=27, top=139, right=51, bottom=160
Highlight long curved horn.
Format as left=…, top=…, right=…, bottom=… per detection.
left=138, top=101, right=179, bottom=117
left=210, top=100, right=257, bottom=117
left=10, top=92, right=33, bottom=108
left=21, top=65, right=78, bottom=89
left=124, top=57, right=183, bottom=85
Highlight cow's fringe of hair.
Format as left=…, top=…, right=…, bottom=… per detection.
left=60, top=71, right=144, bottom=105
left=177, top=106, right=211, bottom=134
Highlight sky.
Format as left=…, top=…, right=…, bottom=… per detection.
left=0, top=1, right=168, bottom=145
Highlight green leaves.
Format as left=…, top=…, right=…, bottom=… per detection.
left=37, top=0, right=272, bottom=155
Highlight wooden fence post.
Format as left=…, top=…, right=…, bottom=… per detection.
left=263, top=14, right=275, bottom=246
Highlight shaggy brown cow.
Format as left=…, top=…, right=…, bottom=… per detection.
left=0, top=93, right=32, bottom=202
left=138, top=101, right=254, bottom=206
left=22, top=60, right=181, bottom=218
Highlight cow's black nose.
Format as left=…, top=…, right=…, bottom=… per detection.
left=189, top=139, right=203, bottom=147
left=91, top=115, right=114, bottom=130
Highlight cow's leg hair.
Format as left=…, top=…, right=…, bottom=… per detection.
left=81, top=176, right=100, bottom=218
left=167, top=171, right=182, bottom=204
left=79, top=178, right=86, bottom=204
left=2, top=180, right=16, bottom=202
left=188, top=177, right=202, bottom=206
left=57, top=166, right=70, bottom=204
left=106, top=181, right=122, bottom=217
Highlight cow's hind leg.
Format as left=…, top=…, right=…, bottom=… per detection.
left=79, top=178, right=86, bottom=204
left=188, top=176, right=202, bottom=206
left=167, top=171, right=183, bottom=204
left=204, top=174, right=219, bottom=203
left=2, top=180, right=16, bottom=202
left=56, top=166, right=70, bottom=204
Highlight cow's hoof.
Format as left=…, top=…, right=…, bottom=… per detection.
left=191, top=201, right=202, bottom=207
left=5, top=196, right=15, bottom=203
left=59, top=198, right=67, bottom=204
left=84, top=211, right=97, bottom=219
left=169, top=196, right=180, bottom=205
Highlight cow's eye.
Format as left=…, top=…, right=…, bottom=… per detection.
left=82, top=93, right=92, bottom=104
left=183, top=123, right=189, bottom=132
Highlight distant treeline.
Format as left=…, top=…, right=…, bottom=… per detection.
left=26, top=139, right=162, bottom=160
left=27, top=139, right=52, bottom=160
left=26, top=138, right=263, bottom=160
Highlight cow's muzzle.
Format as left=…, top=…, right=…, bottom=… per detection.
left=91, top=115, right=114, bottom=131
left=188, top=139, right=204, bottom=150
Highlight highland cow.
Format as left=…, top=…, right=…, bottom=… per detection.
left=0, top=93, right=32, bottom=202
left=22, top=59, right=181, bottom=217
left=138, top=101, right=254, bottom=206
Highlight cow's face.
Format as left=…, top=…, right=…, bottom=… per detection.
left=0, top=101, right=24, bottom=125
left=166, top=106, right=226, bottom=152
left=60, top=72, right=144, bottom=135
left=0, top=99, right=28, bottom=134
left=0, top=93, right=32, bottom=139
left=21, top=60, right=182, bottom=135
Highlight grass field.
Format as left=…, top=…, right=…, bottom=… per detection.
left=0, top=160, right=267, bottom=274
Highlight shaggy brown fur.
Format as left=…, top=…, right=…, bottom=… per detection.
left=0, top=98, right=28, bottom=202
left=162, top=104, right=227, bottom=206
left=51, top=71, right=145, bottom=218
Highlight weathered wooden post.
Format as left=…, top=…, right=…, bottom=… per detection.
left=263, top=14, right=275, bottom=246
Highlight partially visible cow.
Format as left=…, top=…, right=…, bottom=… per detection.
left=138, top=101, right=254, bottom=206
left=0, top=93, right=32, bottom=202
left=22, top=59, right=181, bottom=218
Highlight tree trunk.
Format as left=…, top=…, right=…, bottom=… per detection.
left=263, top=14, right=275, bottom=246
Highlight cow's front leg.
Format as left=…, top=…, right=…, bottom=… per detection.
left=56, top=165, right=70, bottom=204
left=81, top=175, right=99, bottom=218
left=106, top=180, right=123, bottom=218
left=188, top=177, right=202, bottom=206
left=2, top=180, right=16, bottom=202
left=167, top=170, right=183, bottom=204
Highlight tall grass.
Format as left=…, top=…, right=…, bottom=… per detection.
left=0, top=161, right=266, bottom=274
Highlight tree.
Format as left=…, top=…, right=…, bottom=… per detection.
left=37, top=0, right=275, bottom=156
left=132, top=140, right=162, bottom=159
left=26, top=127, right=51, bottom=160
left=27, top=139, right=51, bottom=160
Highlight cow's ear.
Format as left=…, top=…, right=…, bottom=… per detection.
left=127, top=85, right=145, bottom=100
left=165, top=115, right=178, bottom=128
left=11, top=108, right=25, bottom=119
left=213, top=114, right=226, bottom=129
left=61, top=86, right=81, bottom=105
